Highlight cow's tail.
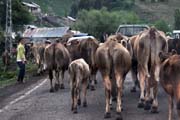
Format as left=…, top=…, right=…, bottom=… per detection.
left=52, top=43, right=56, bottom=70
left=108, top=48, right=117, bottom=98
left=149, top=27, right=156, bottom=40
left=69, top=63, right=79, bottom=90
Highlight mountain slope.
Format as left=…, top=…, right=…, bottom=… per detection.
left=134, top=0, right=180, bottom=26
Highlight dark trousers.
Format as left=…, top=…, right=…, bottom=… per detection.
left=17, top=62, right=25, bottom=82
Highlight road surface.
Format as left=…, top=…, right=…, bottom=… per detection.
left=0, top=72, right=178, bottom=120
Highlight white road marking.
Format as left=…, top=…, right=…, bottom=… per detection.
left=0, top=79, right=48, bottom=113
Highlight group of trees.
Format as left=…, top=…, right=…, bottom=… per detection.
left=0, top=0, right=33, bottom=52
left=70, top=0, right=135, bottom=18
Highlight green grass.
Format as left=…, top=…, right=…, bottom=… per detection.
left=24, top=0, right=73, bottom=16
left=0, top=58, right=38, bottom=88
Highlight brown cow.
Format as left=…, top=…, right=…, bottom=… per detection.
left=129, top=35, right=139, bottom=92
left=134, top=27, right=168, bottom=112
left=31, top=40, right=52, bottom=74
left=66, top=36, right=99, bottom=90
left=2, top=50, right=10, bottom=66
left=168, top=38, right=180, bottom=54
left=44, top=43, right=71, bottom=92
left=79, top=38, right=99, bottom=90
left=68, top=58, right=90, bottom=113
left=95, top=35, right=131, bottom=119
left=159, top=51, right=180, bottom=120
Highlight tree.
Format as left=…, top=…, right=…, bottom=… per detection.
left=0, top=0, right=34, bottom=29
left=174, top=9, right=180, bottom=30
left=12, top=0, right=34, bottom=26
left=73, top=8, right=141, bottom=39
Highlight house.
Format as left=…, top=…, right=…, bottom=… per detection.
left=22, top=2, right=41, bottom=14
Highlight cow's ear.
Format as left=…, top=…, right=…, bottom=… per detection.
left=116, top=33, right=123, bottom=41
left=159, top=52, right=168, bottom=62
left=171, top=49, right=177, bottom=55
left=121, top=40, right=127, bottom=48
left=76, top=41, right=80, bottom=45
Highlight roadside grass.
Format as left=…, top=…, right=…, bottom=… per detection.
left=0, top=57, right=38, bottom=88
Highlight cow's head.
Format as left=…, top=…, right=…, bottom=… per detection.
left=159, top=49, right=177, bottom=63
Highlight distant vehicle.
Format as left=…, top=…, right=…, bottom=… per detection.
left=172, top=30, right=180, bottom=39
left=116, top=24, right=149, bottom=37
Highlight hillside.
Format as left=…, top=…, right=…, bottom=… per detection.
left=134, top=0, right=180, bottom=27
left=24, top=0, right=180, bottom=27
left=24, top=0, right=73, bottom=16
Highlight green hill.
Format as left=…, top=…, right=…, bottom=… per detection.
left=24, top=0, right=73, bottom=16
left=134, top=0, right=180, bottom=27
left=24, top=0, right=180, bottom=27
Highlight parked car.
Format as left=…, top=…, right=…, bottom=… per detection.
left=116, top=24, right=149, bottom=37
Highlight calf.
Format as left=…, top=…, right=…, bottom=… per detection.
left=68, top=59, right=90, bottom=113
left=159, top=51, right=180, bottom=120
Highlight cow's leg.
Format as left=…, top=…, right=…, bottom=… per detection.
left=168, top=95, right=173, bottom=120
left=137, top=67, right=146, bottom=108
left=151, top=82, right=159, bottom=113
left=115, top=73, right=123, bottom=120
left=73, top=88, right=78, bottom=114
left=103, top=75, right=112, bottom=118
left=60, top=70, right=65, bottom=89
left=54, top=70, right=60, bottom=91
left=77, top=88, right=81, bottom=106
left=82, top=78, right=88, bottom=107
left=91, top=73, right=96, bottom=91
left=49, top=70, right=54, bottom=93
left=131, top=68, right=138, bottom=93
left=71, top=87, right=75, bottom=111
left=144, top=78, right=151, bottom=110
left=175, top=84, right=180, bottom=119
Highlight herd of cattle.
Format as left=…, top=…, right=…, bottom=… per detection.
left=30, top=26, right=180, bottom=120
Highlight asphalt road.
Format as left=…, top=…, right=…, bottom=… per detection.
left=0, top=72, right=178, bottom=120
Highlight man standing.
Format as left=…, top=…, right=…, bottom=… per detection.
left=16, top=38, right=26, bottom=83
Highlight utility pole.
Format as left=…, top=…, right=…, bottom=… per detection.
left=5, top=0, right=12, bottom=54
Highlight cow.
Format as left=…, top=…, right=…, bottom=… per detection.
left=168, top=38, right=180, bottom=54
left=159, top=51, right=180, bottom=120
left=2, top=50, right=10, bottom=66
left=68, top=58, right=90, bottom=114
left=129, top=35, right=139, bottom=92
left=134, top=27, right=168, bottom=113
left=31, top=40, right=51, bottom=74
left=44, top=43, right=71, bottom=92
left=66, top=36, right=99, bottom=91
left=95, top=35, right=131, bottom=119
left=31, top=43, right=46, bottom=74
left=2, top=50, right=10, bottom=71
left=79, top=37, right=99, bottom=90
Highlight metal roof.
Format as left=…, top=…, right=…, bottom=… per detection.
left=23, top=27, right=70, bottom=38
left=22, top=2, right=39, bottom=8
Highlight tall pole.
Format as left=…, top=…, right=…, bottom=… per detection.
left=5, top=0, right=12, bottom=54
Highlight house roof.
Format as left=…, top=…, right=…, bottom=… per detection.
left=22, top=2, right=40, bottom=8
left=23, top=27, right=70, bottom=38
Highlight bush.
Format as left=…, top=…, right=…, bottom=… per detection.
left=73, top=8, right=141, bottom=39
left=154, top=20, right=171, bottom=32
